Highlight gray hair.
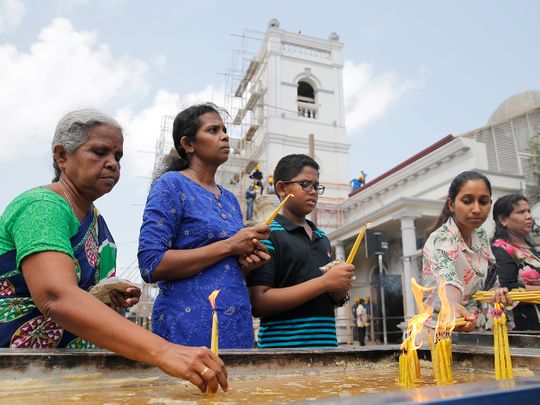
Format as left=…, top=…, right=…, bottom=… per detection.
left=52, top=109, right=121, bottom=181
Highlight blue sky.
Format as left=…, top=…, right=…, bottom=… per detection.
left=1, top=0, right=539, bottom=278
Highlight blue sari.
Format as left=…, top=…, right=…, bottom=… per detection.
left=0, top=206, right=117, bottom=348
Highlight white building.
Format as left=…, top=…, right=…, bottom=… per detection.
left=331, top=91, right=540, bottom=343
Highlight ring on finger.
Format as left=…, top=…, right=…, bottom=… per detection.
left=201, top=366, right=210, bottom=377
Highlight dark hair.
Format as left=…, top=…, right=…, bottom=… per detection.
left=492, top=194, right=533, bottom=245
left=155, top=103, right=222, bottom=179
left=426, top=171, right=492, bottom=236
left=273, top=154, right=319, bottom=194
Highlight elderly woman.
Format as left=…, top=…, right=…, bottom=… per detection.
left=138, top=103, right=270, bottom=349
left=492, top=194, right=540, bottom=330
left=0, top=109, right=227, bottom=394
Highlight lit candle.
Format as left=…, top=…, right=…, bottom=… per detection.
left=208, top=290, right=220, bottom=355
left=263, top=193, right=294, bottom=225
left=345, top=223, right=370, bottom=264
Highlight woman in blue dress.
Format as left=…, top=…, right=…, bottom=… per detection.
left=138, top=103, right=270, bottom=349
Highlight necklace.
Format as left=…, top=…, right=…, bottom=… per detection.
left=58, top=180, right=74, bottom=210
left=185, top=168, right=221, bottom=197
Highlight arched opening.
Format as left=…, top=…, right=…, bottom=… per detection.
left=297, top=81, right=315, bottom=103
left=297, top=80, right=317, bottom=119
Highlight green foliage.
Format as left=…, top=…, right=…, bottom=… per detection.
left=528, top=132, right=540, bottom=201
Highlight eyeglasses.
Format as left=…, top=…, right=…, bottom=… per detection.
left=283, top=180, right=326, bottom=195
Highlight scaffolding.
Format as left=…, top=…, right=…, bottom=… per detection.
left=219, top=29, right=267, bottom=208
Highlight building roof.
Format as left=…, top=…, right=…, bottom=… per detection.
left=348, top=134, right=455, bottom=197
left=488, top=90, right=540, bottom=125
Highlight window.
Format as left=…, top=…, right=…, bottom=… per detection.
left=297, top=81, right=315, bottom=103
left=297, top=80, right=317, bottom=119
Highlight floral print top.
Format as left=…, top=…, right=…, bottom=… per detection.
left=423, top=217, right=493, bottom=312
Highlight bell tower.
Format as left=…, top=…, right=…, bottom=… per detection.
left=222, top=18, right=350, bottom=229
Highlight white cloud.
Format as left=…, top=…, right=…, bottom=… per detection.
left=0, top=17, right=150, bottom=159
left=54, top=0, right=126, bottom=12
left=0, top=0, right=26, bottom=33
left=343, top=60, right=420, bottom=133
left=116, top=85, right=225, bottom=179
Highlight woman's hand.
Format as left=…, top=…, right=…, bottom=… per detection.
left=226, top=224, right=269, bottom=256
left=321, top=262, right=355, bottom=294
left=491, top=287, right=512, bottom=307
left=156, top=342, right=228, bottom=393
left=238, top=240, right=271, bottom=276
left=452, top=303, right=477, bottom=332
left=109, top=287, right=141, bottom=309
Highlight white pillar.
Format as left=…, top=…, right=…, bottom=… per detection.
left=335, top=242, right=346, bottom=261
left=397, top=214, right=419, bottom=321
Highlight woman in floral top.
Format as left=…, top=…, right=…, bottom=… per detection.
left=423, top=171, right=511, bottom=332
left=492, top=194, right=540, bottom=331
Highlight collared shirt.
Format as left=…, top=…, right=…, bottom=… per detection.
left=356, top=304, right=367, bottom=327
left=422, top=217, right=493, bottom=312
left=247, top=214, right=337, bottom=348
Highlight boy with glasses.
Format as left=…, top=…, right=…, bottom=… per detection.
left=247, top=154, right=354, bottom=348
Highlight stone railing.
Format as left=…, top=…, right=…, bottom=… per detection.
left=297, top=101, right=318, bottom=119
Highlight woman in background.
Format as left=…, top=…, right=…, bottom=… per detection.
left=492, top=194, right=540, bottom=330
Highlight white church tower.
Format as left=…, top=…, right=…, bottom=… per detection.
left=223, top=18, right=350, bottom=229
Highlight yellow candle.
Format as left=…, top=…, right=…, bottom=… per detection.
left=502, top=313, right=513, bottom=379
left=264, top=193, right=294, bottom=225
left=345, top=223, right=370, bottom=264
left=211, top=311, right=218, bottom=354
left=208, top=290, right=221, bottom=355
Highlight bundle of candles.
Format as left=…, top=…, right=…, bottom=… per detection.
left=398, top=278, right=434, bottom=386
left=492, top=303, right=513, bottom=380
left=429, top=282, right=455, bottom=385
left=472, top=289, right=540, bottom=304
left=398, top=317, right=422, bottom=386
left=429, top=330, right=453, bottom=385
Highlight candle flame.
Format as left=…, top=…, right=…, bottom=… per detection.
left=434, top=281, right=456, bottom=336
left=406, top=278, right=435, bottom=350
left=398, top=278, right=434, bottom=385
left=208, top=289, right=220, bottom=310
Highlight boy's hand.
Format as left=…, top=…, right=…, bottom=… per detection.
left=321, top=262, right=355, bottom=294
